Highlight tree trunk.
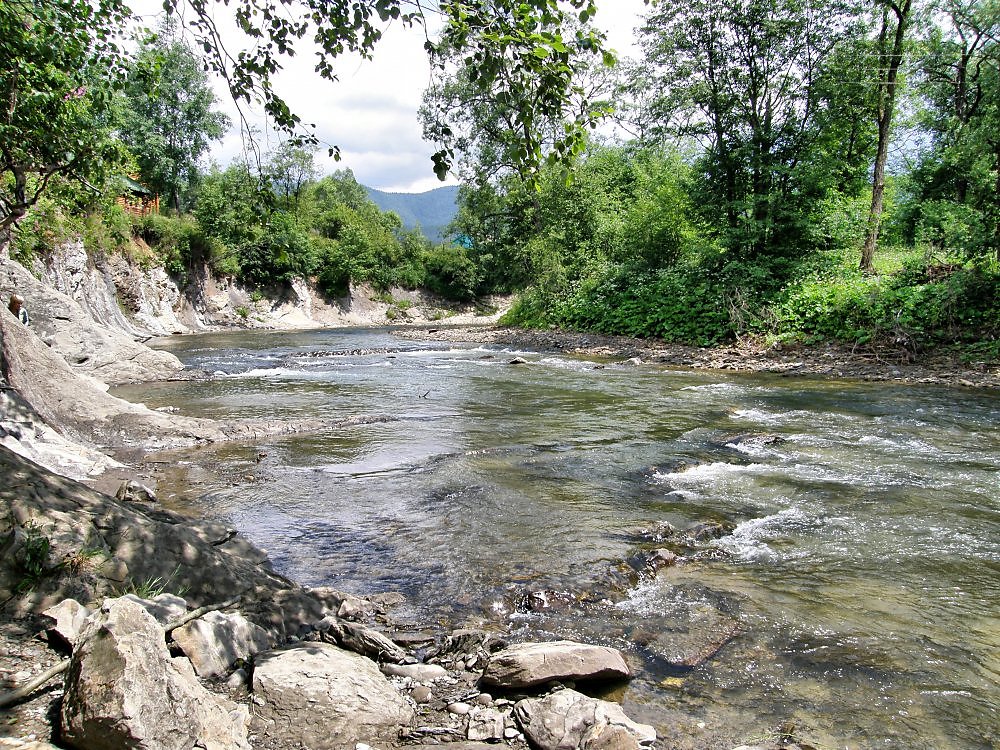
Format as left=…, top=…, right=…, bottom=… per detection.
left=861, top=0, right=911, bottom=273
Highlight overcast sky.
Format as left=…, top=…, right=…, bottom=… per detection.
left=133, top=1, right=649, bottom=193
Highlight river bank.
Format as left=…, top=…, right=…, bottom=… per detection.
left=397, top=325, right=1000, bottom=389
left=2, top=239, right=996, bottom=748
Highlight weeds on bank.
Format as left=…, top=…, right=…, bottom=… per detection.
left=120, top=564, right=188, bottom=599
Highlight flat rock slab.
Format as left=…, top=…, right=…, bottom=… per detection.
left=172, top=610, right=272, bottom=678
left=252, top=642, right=414, bottom=748
left=513, top=689, right=656, bottom=750
left=482, top=640, right=631, bottom=689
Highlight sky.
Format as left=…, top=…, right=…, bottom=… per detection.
left=133, top=0, right=649, bottom=193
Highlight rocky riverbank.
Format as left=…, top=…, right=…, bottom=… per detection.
left=1, top=442, right=807, bottom=750
left=1, top=239, right=952, bottom=750
left=397, top=326, right=1000, bottom=389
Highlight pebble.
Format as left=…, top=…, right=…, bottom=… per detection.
left=226, top=668, right=248, bottom=689
left=446, top=702, right=472, bottom=716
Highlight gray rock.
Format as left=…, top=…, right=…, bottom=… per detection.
left=482, top=640, right=631, bottom=689
left=317, top=616, right=407, bottom=663
left=513, top=689, right=656, bottom=750
left=338, top=592, right=375, bottom=620
left=120, top=593, right=188, bottom=625
left=115, top=480, right=156, bottom=504
left=646, top=549, right=678, bottom=572
left=251, top=642, right=414, bottom=748
left=381, top=662, right=448, bottom=681
left=172, top=610, right=272, bottom=678
left=411, top=685, right=433, bottom=703
left=227, top=668, right=249, bottom=689
left=41, top=598, right=91, bottom=647
left=467, top=708, right=506, bottom=742
left=60, top=597, right=250, bottom=750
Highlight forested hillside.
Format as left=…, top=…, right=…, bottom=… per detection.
left=365, top=186, right=460, bottom=245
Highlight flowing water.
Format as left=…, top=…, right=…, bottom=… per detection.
left=113, top=327, right=1000, bottom=750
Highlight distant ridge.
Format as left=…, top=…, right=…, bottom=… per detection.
left=365, top=184, right=460, bottom=245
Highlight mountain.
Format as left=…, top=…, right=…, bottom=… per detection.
left=365, top=185, right=460, bottom=245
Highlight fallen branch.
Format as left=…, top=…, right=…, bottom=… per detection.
left=0, top=659, right=69, bottom=709
left=164, top=595, right=243, bottom=635
left=0, top=595, right=244, bottom=708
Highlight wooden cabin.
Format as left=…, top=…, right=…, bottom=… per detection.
left=117, top=176, right=159, bottom=217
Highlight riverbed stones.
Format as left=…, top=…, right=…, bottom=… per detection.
left=467, top=707, right=506, bottom=741
left=251, top=642, right=414, bottom=748
left=513, top=689, right=656, bottom=750
left=60, top=597, right=251, bottom=750
left=381, top=662, right=448, bottom=681
left=171, top=610, right=272, bottom=678
left=481, top=640, right=631, bottom=689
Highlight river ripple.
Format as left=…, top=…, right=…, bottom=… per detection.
left=114, top=327, right=1000, bottom=750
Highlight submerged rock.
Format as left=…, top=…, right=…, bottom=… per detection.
left=481, top=640, right=631, bottom=689
left=251, top=642, right=413, bottom=748
left=60, top=597, right=250, bottom=750
left=513, top=689, right=656, bottom=750
left=634, top=604, right=742, bottom=668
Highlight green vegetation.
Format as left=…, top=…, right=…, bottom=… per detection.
left=1, top=0, right=996, bottom=360
left=436, top=0, right=999, bottom=360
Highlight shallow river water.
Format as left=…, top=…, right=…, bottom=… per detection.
left=114, top=327, right=1000, bottom=750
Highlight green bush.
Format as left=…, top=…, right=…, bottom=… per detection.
left=135, top=213, right=211, bottom=277
left=423, top=244, right=479, bottom=301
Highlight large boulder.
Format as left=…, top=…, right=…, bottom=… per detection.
left=481, top=640, right=631, bottom=689
left=513, top=689, right=656, bottom=750
left=251, top=642, right=414, bottom=748
left=172, top=610, right=272, bottom=678
left=60, top=597, right=250, bottom=750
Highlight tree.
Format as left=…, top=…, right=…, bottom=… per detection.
left=421, top=9, right=614, bottom=185
left=913, top=0, right=1000, bottom=259
left=120, top=22, right=229, bottom=212
left=860, top=0, right=914, bottom=272
left=162, top=0, right=612, bottom=182
left=0, top=0, right=130, bottom=232
left=637, top=0, right=871, bottom=256
left=3, top=0, right=610, bottom=236
left=266, top=141, right=318, bottom=208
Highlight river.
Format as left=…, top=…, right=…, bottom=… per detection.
left=112, top=326, right=1000, bottom=750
